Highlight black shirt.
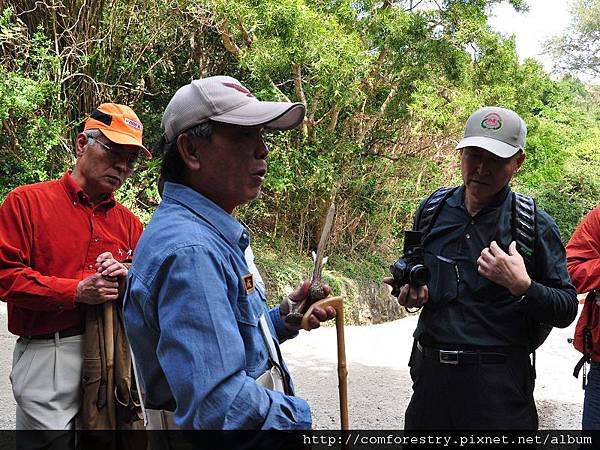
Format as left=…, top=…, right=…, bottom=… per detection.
left=414, top=185, right=578, bottom=348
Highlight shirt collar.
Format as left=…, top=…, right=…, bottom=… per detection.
left=162, top=181, right=249, bottom=250
left=447, top=184, right=511, bottom=212
left=60, top=170, right=116, bottom=209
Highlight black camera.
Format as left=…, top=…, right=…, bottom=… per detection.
left=389, top=230, right=430, bottom=296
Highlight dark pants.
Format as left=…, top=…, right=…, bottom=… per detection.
left=405, top=343, right=538, bottom=430
left=583, top=362, right=600, bottom=430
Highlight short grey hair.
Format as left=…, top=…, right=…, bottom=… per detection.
left=83, top=129, right=102, bottom=139
left=158, top=121, right=214, bottom=184
left=184, top=122, right=213, bottom=141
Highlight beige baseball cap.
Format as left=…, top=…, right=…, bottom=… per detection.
left=161, top=76, right=306, bottom=142
left=456, top=106, right=527, bottom=158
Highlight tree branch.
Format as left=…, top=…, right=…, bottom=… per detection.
left=217, top=19, right=241, bottom=58
left=292, top=63, right=308, bottom=137
left=238, top=18, right=253, bottom=48
left=356, top=87, right=397, bottom=145
left=326, top=106, right=341, bottom=132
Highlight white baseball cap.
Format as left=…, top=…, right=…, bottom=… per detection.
left=456, top=106, right=527, bottom=158
left=161, top=76, right=306, bottom=142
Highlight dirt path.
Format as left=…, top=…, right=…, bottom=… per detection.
left=282, top=309, right=585, bottom=430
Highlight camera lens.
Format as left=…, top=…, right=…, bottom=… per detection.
left=409, top=265, right=430, bottom=286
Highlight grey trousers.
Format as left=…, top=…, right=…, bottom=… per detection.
left=11, top=334, right=84, bottom=431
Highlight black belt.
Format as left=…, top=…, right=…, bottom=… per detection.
left=417, top=342, right=507, bottom=365
left=24, top=325, right=85, bottom=340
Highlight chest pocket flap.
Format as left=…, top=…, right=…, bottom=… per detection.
left=234, top=290, right=265, bottom=327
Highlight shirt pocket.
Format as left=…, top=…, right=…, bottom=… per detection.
left=234, top=290, right=269, bottom=375
left=234, top=291, right=263, bottom=326
left=425, top=252, right=460, bottom=309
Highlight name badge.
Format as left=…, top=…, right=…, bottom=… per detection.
left=242, top=273, right=255, bottom=294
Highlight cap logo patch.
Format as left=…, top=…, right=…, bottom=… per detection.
left=481, top=113, right=502, bottom=130
left=90, top=109, right=113, bottom=126
left=242, top=273, right=255, bottom=294
left=222, top=82, right=255, bottom=98
left=124, top=117, right=142, bottom=130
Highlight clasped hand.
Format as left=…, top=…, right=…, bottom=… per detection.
left=75, top=252, right=129, bottom=304
left=280, top=280, right=336, bottom=331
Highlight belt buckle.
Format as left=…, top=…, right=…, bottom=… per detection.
left=439, top=350, right=461, bottom=365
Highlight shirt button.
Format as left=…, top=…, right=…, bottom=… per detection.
left=88, top=265, right=93, bottom=270
left=94, top=237, right=100, bottom=243
left=471, top=220, right=475, bottom=225
left=73, top=201, right=77, bottom=206
left=466, top=233, right=471, bottom=239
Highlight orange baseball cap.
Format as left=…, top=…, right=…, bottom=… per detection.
left=84, top=103, right=151, bottom=158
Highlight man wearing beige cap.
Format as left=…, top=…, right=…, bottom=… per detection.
left=386, top=106, right=577, bottom=429
left=0, top=103, right=150, bottom=440
left=123, top=76, right=335, bottom=430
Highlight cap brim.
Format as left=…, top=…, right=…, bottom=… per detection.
left=455, top=136, right=521, bottom=158
left=211, top=102, right=306, bottom=130
left=99, top=130, right=152, bottom=159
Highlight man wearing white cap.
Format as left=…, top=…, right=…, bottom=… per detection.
left=123, top=76, right=335, bottom=430
left=387, top=106, right=577, bottom=429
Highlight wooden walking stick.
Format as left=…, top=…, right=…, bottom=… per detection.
left=301, top=296, right=349, bottom=430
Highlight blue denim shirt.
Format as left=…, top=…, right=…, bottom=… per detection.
left=123, top=182, right=312, bottom=429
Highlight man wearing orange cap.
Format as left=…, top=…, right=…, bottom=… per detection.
left=0, top=103, right=150, bottom=437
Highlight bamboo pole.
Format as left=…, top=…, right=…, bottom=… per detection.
left=103, top=301, right=116, bottom=427
left=301, top=296, right=349, bottom=430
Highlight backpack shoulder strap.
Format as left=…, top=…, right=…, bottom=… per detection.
left=415, top=187, right=457, bottom=236
left=512, top=192, right=537, bottom=273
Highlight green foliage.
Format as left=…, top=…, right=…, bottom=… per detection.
left=0, top=9, right=67, bottom=198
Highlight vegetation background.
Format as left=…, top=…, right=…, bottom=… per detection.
left=1, top=0, right=599, bottom=323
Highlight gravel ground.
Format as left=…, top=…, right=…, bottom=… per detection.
left=0, top=303, right=585, bottom=430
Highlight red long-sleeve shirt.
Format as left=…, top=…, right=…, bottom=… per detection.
left=0, top=171, right=143, bottom=336
left=566, top=205, right=600, bottom=294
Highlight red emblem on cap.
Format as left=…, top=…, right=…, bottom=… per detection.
left=124, top=117, right=141, bottom=130
left=481, top=112, right=502, bottom=130
left=222, top=82, right=255, bottom=98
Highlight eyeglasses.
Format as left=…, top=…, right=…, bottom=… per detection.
left=87, top=136, right=140, bottom=168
